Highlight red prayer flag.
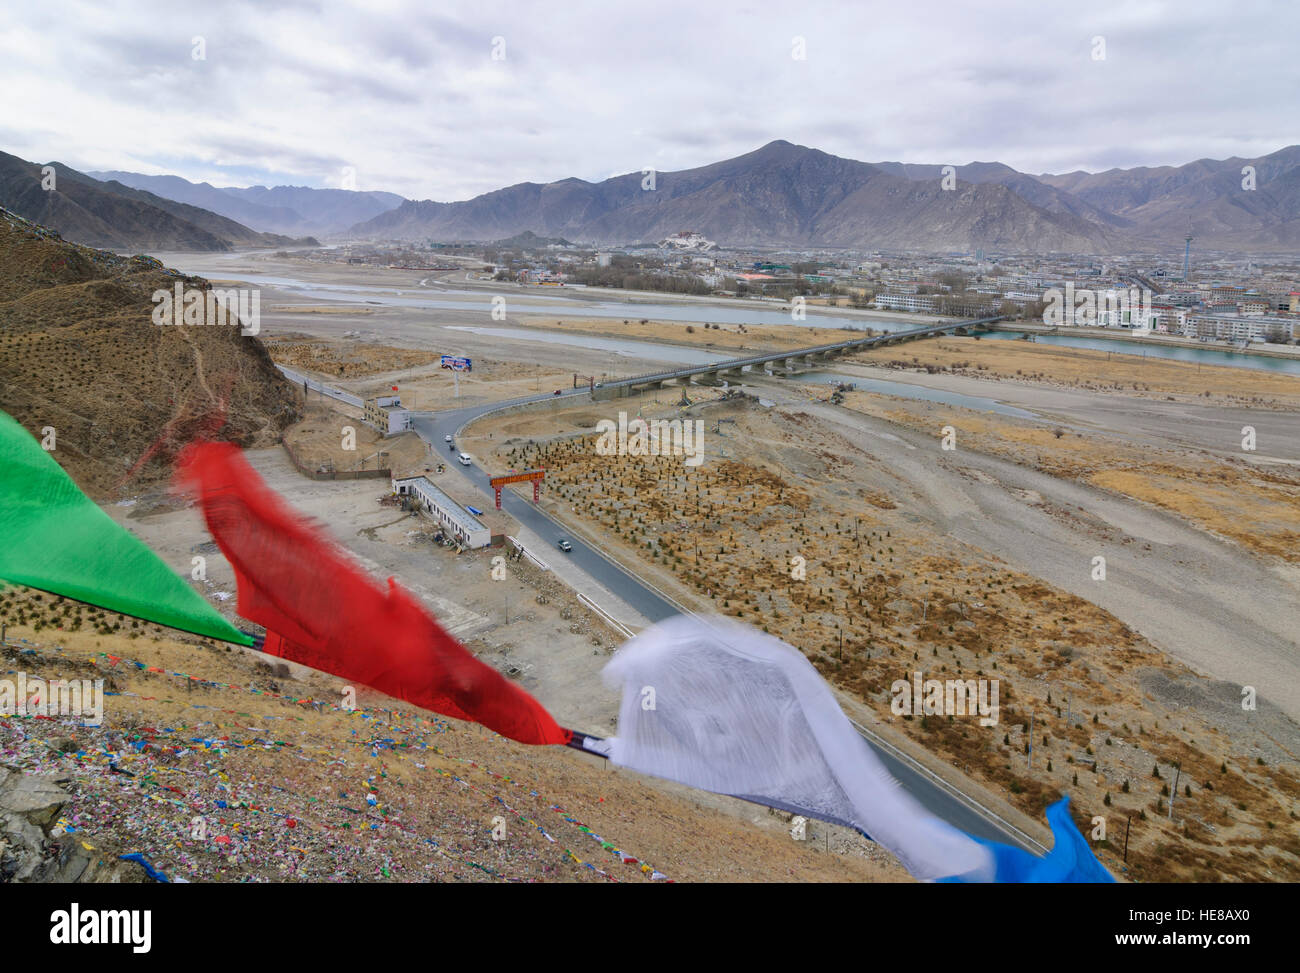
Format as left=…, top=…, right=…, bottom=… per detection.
left=177, top=442, right=569, bottom=745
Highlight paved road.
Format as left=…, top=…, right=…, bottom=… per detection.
left=407, top=389, right=1043, bottom=853
left=276, top=364, right=365, bottom=408
left=411, top=395, right=680, bottom=623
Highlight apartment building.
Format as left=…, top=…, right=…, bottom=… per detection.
left=1184, top=313, right=1296, bottom=343
left=874, top=293, right=937, bottom=313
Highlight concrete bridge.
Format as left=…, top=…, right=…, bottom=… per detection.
left=592, top=315, right=1003, bottom=399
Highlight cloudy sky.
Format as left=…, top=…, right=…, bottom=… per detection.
left=4, top=0, right=1297, bottom=201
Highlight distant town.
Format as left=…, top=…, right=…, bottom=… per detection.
left=320, top=232, right=1300, bottom=348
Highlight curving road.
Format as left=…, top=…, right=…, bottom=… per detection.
left=411, top=392, right=681, bottom=622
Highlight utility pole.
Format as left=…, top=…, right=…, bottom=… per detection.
left=1123, top=816, right=1132, bottom=863
left=1028, top=712, right=1034, bottom=770
left=1169, top=762, right=1181, bottom=819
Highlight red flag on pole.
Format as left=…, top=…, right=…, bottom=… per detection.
left=177, top=442, right=569, bottom=745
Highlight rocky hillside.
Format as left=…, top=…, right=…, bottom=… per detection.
left=1037, top=145, right=1300, bottom=249
left=0, top=207, right=298, bottom=499
left=0, top=586, right=903, bottom=883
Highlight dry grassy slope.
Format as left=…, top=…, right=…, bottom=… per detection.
left=852, top=335, right=1300, bottom=411
left=261, top=334, right=441, bottom=380
left=484, top=396, right=1300, bottom=882
left=0, top=588, right=904, bottom=883
left=0, top=209, right=298, bottom=499
left=284, top=403, right=431, bottom=476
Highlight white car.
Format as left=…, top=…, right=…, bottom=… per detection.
left=444, top=434, right=453, bottom=443
left=458, top=453, right=472, bottom=466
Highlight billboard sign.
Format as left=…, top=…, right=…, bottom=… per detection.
left=441, top=355, right=472, bottom=372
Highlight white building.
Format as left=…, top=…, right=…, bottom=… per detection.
left=1154, top=306, right=1189, bottom=333
left=364, top=395, right=411, bottom=436
left=1184, top=313, right=1294, bottom=343
left=658, top=230, right=717, bottom=252
left=1096, top=302, right=1160, bottom=329
left=392, top=475, right=491, bottom=548
left=874, top=293, right=936, bottom=313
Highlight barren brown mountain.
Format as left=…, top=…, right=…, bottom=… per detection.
left=0, top=208, right=297, bottom=499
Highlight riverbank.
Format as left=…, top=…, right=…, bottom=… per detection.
left=849, top=334, right=1300, bottom=411
left=149, top=249, right=949, bottom=331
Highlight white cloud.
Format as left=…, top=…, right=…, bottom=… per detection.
left=4, top=0, right=1298, bottom=200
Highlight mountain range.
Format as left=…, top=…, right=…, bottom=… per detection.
left=350, top=141, right=1300, bottom=253
left=11, top=140, right=1300, bottom=253
left=0, top=151, right=321, bottom=252
left=86, top=172, right=405, bottom=237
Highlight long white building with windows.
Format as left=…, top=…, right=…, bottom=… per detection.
left=874, top=293, right=937, bottom=313
left=392, top=475, right=491, bottom=549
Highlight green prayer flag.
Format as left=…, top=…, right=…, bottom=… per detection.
left=0, top=410, right=251, bottom=645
